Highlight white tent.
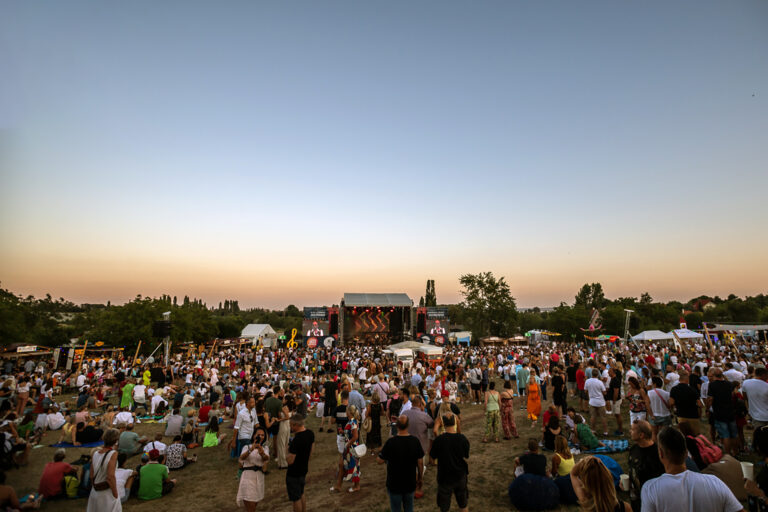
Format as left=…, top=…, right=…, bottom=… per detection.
left=241, top=324, right=277, bottom=340
left=631, top=330, right=674, bottom=342
left=669, top=328, right=704, bottom=340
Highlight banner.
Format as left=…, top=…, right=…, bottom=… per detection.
left=303, top=307, right=328, bottom=337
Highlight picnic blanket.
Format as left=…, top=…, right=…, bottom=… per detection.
left=586, top=439, right=629, bottom=454
left=51, top=441, right=104, bottom=448
left=137, top=415, right=165, bottom=421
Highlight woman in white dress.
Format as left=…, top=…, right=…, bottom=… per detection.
left=87, top=428, right=121, bottom=512
left=237, top=426, right=269, bottom=511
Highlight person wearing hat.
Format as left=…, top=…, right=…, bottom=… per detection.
left=137, top=449, right=176, bottom=500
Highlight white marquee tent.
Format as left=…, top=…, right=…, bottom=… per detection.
left=631, top=330, right=674, bottom=342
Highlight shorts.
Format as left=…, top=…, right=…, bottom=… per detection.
left=650, top=415, right=672, bottom=427
left=324, top=402, right=336, bottom=417
left=610, top=399, right=622, bottom=414
left=437, top=474, right=468, bottom=512
left=470, top=383, right=481, bottom=391
left=714, top=420, right=738, bottom=439
left=480, top=383, right=488, bottom=392
left=589, top=405, right=606, bottom=419
left=567, top=382, right=576, bottom=391
left=579, top=390, right=587, bottom=400
left=286, top=474, right=306, bottom=502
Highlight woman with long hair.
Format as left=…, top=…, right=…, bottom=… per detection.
left=527, top=369, right=543, bottom=427
left=237, top=426, right=269, bottom=511
left=626, top=377, right=648, bottom=424
left=87, top=428, right=122, bottom=512
left=570, top=456, right=631, bottom=512
left=550, top=435, right=575, bottom=477
left=500, top=380, right=519, bottom=439
left=276, top=398, right=294, bottom=469
left=365, top=392, right=384, bottom=456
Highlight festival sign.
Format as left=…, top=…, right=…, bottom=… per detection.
left=426, top=307, right=449, bottom=336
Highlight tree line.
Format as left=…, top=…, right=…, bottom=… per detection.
left=1, top=276, right=766, bottom=351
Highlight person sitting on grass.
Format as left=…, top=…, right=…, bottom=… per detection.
left=72, top=421, right=104, bottom=446
left=37, top=448, right=76, bottom=500
left=574, top=413, right=604, bottom=451
left=165, top=435, right=197, bottom=471
left=118, top=422, right=148, bottom=456
left=551, top=435, right=575, bottom=477
left=202, top=416, right=228, bottom=447
left=137, top=449, right=176, bottom=500
left=513, top=438, right=548, bottom=477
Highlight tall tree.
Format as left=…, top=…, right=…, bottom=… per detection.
left=574, top=283, right=606, bottom=309
left=459, top=272, right=517, bottom=337
left=425, top=279, right=437, bottom=307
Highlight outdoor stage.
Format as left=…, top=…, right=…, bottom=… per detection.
left=339, top=293, right=413, bottom=345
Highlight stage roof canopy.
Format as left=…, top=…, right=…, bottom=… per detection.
left=343, top=293, right=413, bottom=307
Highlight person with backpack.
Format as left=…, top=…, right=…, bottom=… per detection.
left=37, top=448, right=76, bottom=500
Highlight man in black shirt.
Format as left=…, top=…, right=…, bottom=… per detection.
left=608, top=367, right=624, bottom=436
left=513, top=438, right=547, bottom=476
left=628, top=420, right=664, bottom=512
left=669, top=370, right=701, bottom=435
left=286, top=414, right=314, bottom=512
left=429, top=413, right=469, bottom=512
left=566, top=363, right=578, bottom=397
left=378, top=415, right=424, bottom=512
left=707, top=368, right=738, bottom=456
left=320, top=378, right=337, bottom=433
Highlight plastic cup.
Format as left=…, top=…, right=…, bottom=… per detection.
left=742, top=461, right=754, bottom=481
left=619, top=474, right=630, bottom=491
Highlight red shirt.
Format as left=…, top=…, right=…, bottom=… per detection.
left=38, top=461, right=74, bottom=498
left=645, top=355, right=656, bottom=367
left=575, top=369, right=586, bottom=390
left=198, top=405, right=212, bottom=423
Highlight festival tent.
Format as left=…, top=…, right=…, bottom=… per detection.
left=669, top=328, right=704, bottom=340
left=240, top=324, right=278, bottom=346
left=631, top=330, right=674, bottom=342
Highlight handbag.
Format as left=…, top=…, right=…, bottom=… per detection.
left=362, top=416, right=372, bottom=433
left=91, top=450, right=112, bottom=491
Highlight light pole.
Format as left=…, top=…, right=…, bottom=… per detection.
left=162, top=311, right=171, bottom=366
left=623, top=309, right=634, bottom=341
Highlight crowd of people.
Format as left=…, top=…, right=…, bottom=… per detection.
left=0, top=333, right=766, bottom=511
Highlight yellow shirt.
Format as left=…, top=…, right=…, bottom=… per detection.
left=556, top=454, right=575, bottom=476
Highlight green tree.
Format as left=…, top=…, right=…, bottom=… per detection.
left=459, top=272, right=517, bottom=338
left=574, top=283, right=606, bottom=310
left=424, top=280, right=437, bottom=307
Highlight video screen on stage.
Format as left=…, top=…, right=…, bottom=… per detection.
left=345, top=309, right=391, bottom=336
left=426, top=307, right=450, bottom=338
left=303, top=307, right=329, bottom=337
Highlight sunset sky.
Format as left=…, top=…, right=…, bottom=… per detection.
left=2, top=1, right=767, bottom=309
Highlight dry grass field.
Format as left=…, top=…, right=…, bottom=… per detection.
left=7, top=382, right=635, bottom=512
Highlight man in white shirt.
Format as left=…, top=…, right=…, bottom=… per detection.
left=230, top=397, right=258, bottom=458
left=150, top=393, right=168, bottom=415
left=723, top=363, right=745, bottom=385
left=641, top=426, right=743, bottom=512
left=664, top=366, right=679, bottom=392
left=742, top=367, right=768, bottom=428
left=75, top=373, right=86, bottom=388
left=584, top=374, right=608, bottom=436
left=133, top=381, right=147, bottom=413
left=113, top=407, right=134, bottom=425
left=143, top=433, right=167, bottom=457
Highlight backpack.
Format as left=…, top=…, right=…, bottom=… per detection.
left=690, top=434, right=722, bottom=465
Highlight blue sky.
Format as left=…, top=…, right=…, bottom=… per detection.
left=1, top=1, right=767, bottom=308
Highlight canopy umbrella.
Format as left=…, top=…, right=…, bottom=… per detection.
left=631, top=330, right=674, bottom=342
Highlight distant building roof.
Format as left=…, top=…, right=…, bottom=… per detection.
left=342, top=293, right=413, bottom=307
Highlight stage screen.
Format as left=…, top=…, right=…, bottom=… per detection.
left=426, top=307, right=450, bottom=336
left=345, top=309, right=391, bottom=336
left=303, top=307, right=329, bottom=337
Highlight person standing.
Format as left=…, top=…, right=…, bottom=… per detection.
left=378, top=415, right=425, bottom=512
left=237, top=427, right=269, bottom=512
left=584, top=370, right=608, bottom=437
left=640, top=427, right=743, bottom=512
left=429, top=414, right=470, bottom=512
left=402, top=396, right=434, bottom=498
left=607, top=367, right=624, bottom=436
left=551, top=366, right=567, bottom=416
left=707, top=369, right=738, bottom=457
left=628, top=420, right=664, bottom=512
left=231, top=397, right=258, bottom=459
left=87, top=428, right=121, bottom=512
left=669, top=370, right=700, bottom=435
left=499, top=381, right=519, bottom=440
left=482, top=381, right=501, bottom=443
left=286, top=414, right=314, bottom=512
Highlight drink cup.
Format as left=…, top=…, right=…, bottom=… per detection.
left=742, top=461, right=754, bottom=481
left=619, top=474, right=630, bottom=491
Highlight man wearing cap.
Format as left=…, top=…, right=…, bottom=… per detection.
left=138, top=449, right=176, bottom=500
